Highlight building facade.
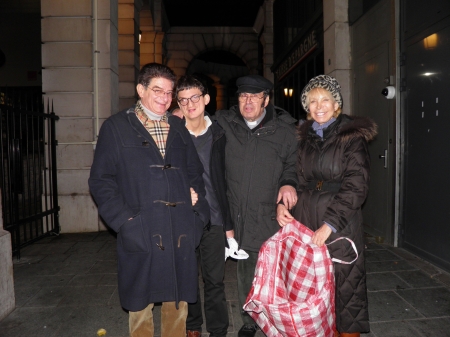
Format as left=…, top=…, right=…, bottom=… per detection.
left=1, top=0, right=449, bottom=281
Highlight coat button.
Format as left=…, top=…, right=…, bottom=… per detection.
left=271, top=216, right=276, bottom=221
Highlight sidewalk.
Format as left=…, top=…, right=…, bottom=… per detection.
left=0, top=231, right=449, bottom=337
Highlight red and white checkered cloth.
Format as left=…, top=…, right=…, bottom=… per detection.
left=243, top=220, right=336, bottom=337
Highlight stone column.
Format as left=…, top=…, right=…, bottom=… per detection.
left=323, top=0, right=352, bottom=112
left=262, top=0, right=275, bottom=83
left=139, top=5, right=165, bottom=67
left=0, top=192, right=15, bottom=321
left=118, top=0, right=143, bottom=111
left=41, top=0, right=118, bottom=232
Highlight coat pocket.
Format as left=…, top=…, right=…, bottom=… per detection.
left=119, top=214, right=149, bottom=253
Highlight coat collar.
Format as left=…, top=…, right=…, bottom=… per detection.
left=125, top=106, right=190, bottom=152
left=220, top=103, right=296, bottom=130
left=297, top=114, right=378, bottom=143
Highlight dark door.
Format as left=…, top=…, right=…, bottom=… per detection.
left=352, top=0, right=396, bottom=244
left=354, top=42, right=395, bottom=244
left=401, top=10, right=450, bottom=271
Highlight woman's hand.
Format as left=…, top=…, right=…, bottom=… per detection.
left=311, top=223, right=332, bottom=247
left=276, top=203, right=294, bottom=227
left=190, top=187, right=198, bottom=206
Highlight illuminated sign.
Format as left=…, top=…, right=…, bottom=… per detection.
left=274, top=30, right=318, bottom=80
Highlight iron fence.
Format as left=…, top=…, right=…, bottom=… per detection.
left=0, top=87, right=60, bottom=258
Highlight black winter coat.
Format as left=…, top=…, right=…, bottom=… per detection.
left=88, top=107, right=210, bottom=311
left=292, top=114, right=377, bottom=333
left=208, top=119, right=233, bottom=231
left=216, top=104, right=298, bottom=252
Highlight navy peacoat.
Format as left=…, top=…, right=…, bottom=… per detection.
left=89, top=106, right=210, bottom=311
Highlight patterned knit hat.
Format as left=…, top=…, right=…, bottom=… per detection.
left=300, top=75, right=343, bottom=112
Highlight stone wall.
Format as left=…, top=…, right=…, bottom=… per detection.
left=0, top=193, right=15, bottom=321
left=41, top=0, right=119, bottom=233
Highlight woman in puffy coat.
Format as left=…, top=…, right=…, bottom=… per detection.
left=277, top=75, right=377, bottom=337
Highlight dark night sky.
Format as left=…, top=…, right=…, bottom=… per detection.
left=163, top=0, right=264, bottom=27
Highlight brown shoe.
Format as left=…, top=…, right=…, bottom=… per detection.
left=186, top=330, right=201, bottom=337
left=340, top=333, right=360, bottom=337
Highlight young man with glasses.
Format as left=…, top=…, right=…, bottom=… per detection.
left=89, top=63, right=210, bottom=337
left=175, top=75, right=248, bottom=337
left=215, top=75, right=298, bottom=337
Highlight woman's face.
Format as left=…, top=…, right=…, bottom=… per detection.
left=307, top=88, right=339, bottom=125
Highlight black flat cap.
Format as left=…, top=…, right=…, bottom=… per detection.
left=236, top=75, right=273, bottom=94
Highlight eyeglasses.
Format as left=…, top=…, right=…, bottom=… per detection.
left=149, top=87, right=174, bottom=98
left=238, top=93, right=265, bottom=102
left=177, top=94, right=204, bottom=106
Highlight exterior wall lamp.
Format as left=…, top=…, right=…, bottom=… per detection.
left=284, top=88, right=293, bottom=97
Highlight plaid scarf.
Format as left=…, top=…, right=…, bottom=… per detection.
left=135, top=101, right=170, bottom=157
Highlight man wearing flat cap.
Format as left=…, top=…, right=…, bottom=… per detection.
left=215, top=75, right=298, bottom=337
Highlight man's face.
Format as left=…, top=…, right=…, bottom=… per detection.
left=136, top=77, right=174, bottom=115
left=177, top=88, right=210, bottom=121
left=238, top=92, right=270, bottom=122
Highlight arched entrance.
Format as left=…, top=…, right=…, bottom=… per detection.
left=186, top=50, right=249, bottom=111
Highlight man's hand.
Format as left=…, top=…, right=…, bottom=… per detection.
left=276, top=185, right=297, bottom=210
left=311, top=224, right=332, bottom=247
left=276, top=204, right=294, bottom=227
left=190, top=187, right=198, bottom=206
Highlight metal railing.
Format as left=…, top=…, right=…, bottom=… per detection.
left=0, top=87, right=60, bottom=258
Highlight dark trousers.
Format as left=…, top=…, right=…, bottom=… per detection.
left=187, top=225, right=229, bottom=337
left=237, top=250, right=259, bottom=325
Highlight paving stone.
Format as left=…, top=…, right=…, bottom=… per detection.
left=365, top=249, right=402, bottom=262
left=20, top=242, right=74, bottom=255
left=55, top=305, right=128, bottom=337
left=108, top=288, right=121, bottom=307
left=24, top=286, right=67, bottom=307
left=367, top=291, right=423, bottom=321
left=57, top=261, right=97, bottom=275
left=408, top=317, right=450, bottom=336
left=39, top=254, right=70, bottom=263
left=87, top=260, right=118, bottom=274
left=51, top=232, right=100, bottom=242
left=367, top=272, right=411, bottom=291
left=366, top=260, right=417, bottom=273
left=100, top=273, right=119, bottom=286
left=69, top=274, right=104, bottom=286
left=14, top=274, right=74, bottom=289
left=365, top=240, right=385, bottom=251
left=0, top=306, right=74, bottom=337
left=370, top=320, right=423, bottom=337
left=396, top=287, right=450, bottom=317
left=14, top=287, right=42, bottom=307
left=58, top=285, right=116, bottom=306
left=394, top=270, right=444, bottom=288
left=93, top=231, right=117, bottom=242
left=65, top=240, right=107, bottom=254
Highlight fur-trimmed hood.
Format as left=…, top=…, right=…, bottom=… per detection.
left=297, top=114, right=377, bottom=143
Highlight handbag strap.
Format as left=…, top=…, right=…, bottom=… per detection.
left=326, top=237, right=359, bottom=264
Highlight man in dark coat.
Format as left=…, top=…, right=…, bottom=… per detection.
left=215, top=75, right=298, bottom=337
left=88, top=63, right=210, bottom=337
